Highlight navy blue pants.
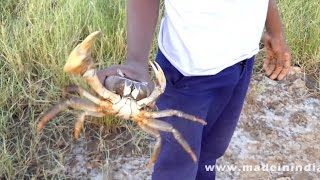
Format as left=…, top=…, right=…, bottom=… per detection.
left=152, top=50, right=254, bottom=180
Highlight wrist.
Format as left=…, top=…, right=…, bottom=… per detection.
left=125, top=60, right=150, bottom=82
left=126, top=59, right=149, bottom=70
left=265, top=0, right=286, bottom=39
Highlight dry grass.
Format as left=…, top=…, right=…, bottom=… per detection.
left=0, top=0, right=319, bottom=178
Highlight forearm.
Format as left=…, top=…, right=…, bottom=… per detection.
left=265, top=0, right=285, bottom=37
left=127, top=0, right=160, bottom=67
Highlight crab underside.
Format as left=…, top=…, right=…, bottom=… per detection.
left=37, top=31, right=207, bottom=168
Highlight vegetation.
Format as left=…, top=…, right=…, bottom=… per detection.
left=0, top=0, right=318, bottom=178
left=278, top=0, right=320, bottom=84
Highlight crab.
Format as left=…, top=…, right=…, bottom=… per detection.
left=37, top=31, right=207, bottom=167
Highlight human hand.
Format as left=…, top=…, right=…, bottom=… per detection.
left=263, top=32, right=292, bottom=80
left=96, top=61, right=154, bottom=95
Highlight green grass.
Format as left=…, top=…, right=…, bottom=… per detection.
left=278, top=0, right=320, bottom=85
left=0, top=0, right=129, bottom=178
left=0, top=0, right=319, bottom=178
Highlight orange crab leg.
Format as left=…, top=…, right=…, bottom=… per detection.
left=138, top=122, right=162, bottom=168
left=74, top=111, right=104, bottom=140
left=147, top=110, right=207, bottom=125
left=63, top=85, right=101, bottom=105
left=37, top=98, right=101, bottom=132
left=143, top=118, right=197, bottom=163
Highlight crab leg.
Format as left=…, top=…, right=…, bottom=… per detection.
left=138, top=122, right=162, bottom=168
left=37, top=98, right=100, bottom=132
left=63, top=85, right=101, bottom=105
left=147, top=110, right=207, bottom=125
left=137, top=61, right=166, bottom=107
left=63, top=31, right=121, bottom=103
left=74, top=111, right=104, bottom=140
left=144, top=118, right=197, bottom=163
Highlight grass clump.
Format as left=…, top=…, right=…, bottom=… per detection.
left=278, top=0, right=320, bottom=87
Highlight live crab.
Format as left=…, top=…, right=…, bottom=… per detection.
left=37, top=31, right=207, bottom=167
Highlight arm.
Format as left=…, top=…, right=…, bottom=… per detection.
left=265, top=0, right=285, bottom=38
left=97, top=0, right=160, bottom=86
left=263, top=0, right=291, bottom=80
left=127, top=0, right=160, bottom=69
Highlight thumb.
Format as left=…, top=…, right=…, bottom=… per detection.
left=263, top=33, right=272, bottom=50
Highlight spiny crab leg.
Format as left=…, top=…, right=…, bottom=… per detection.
left=38, top=86, right=116, bottom=140
left=143, top=118, right=197, bottom=163
left=138, top=122, right=162, bottom=168
left=63, top=84, right=114, bottom=114
left=63, top=31, right=121, bottom=103
left=137, top=61, right=166, bottom=107
left=146, top=110, right=207, bottom=125
left=37, top=98, right=101, bottom=136
left=74, top=111, right=104, bottom=140
left=63, top=85, right=101, bottom=105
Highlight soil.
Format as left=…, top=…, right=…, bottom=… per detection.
left=61, top=68, right=320, bottom=180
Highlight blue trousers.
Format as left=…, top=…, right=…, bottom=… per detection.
left=152, top=50, right=254, bottom=180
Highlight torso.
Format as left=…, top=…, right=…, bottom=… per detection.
left=158, top=0, right=269, bottom=76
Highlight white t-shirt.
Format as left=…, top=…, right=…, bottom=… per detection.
left=158, top=0, right=269, bottom=76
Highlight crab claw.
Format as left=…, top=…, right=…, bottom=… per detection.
left=64, top=31, right=101, bottom=75
left=137, top=61, right=166, bottom=107
left=63, top=31, right=121, bottom=103
left=150, top=61, right=166, bottom=91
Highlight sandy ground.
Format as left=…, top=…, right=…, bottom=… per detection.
left=63, top=69, right=320, bottom=180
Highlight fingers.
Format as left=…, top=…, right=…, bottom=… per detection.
left=268, top=51, right=291, bottom=80
left=263, top=34, right=276, bottom=77
left=103, top=65, right=125, bottom=76
left=269, top=61, right=283, bottom=80
left=96, top=69, right=108, bottom=84
left=264, top=55, right=290, bottom=81
left=263, top=51, right=275, bottom=76
left=96, top=65, right=127, bottom=83
left=276, top=52, right=291, bottom=80
left=97, top=65, right=141, bottom=81
left=263, top=33, right=291, bottom=81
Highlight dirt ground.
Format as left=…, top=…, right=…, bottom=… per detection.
left=61, top=68, right=320, bottom=180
